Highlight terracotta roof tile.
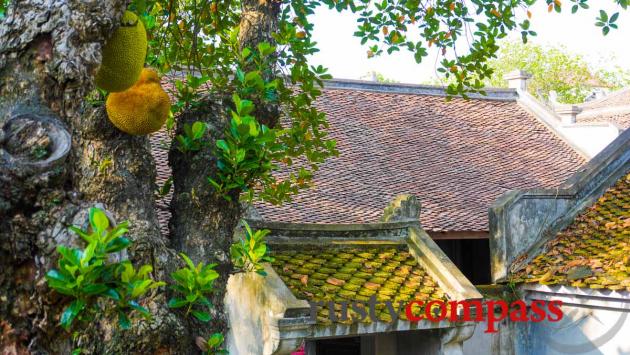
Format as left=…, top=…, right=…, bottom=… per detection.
left=511, top=171, right=630, bottom=291
left=149, top=82, right=586, bottom=233
left=581, top=88, right=630, bottom=110
left=149, top=129, right=172, bottom=237
left=577, top=88, right=630, bottom=129
left=577, top=112, right=630, bottom=130
left=253, top=86, right=586, bottom=231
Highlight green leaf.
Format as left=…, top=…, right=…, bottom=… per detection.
left=68, top=226, right=93, bottom=243
left=89, top=208, right=109, bottom=233
left=610, top=12, right=619, bottom=23
left=81, top=241, right=96, bottom=266
left=208, top=333, right=224, bottom=347
left=137, top=265, right=153, bottom=279
left=216, top=140, right=229, bottom=152
left=192, top=121, right=206, bottom=140
left=82, top=284, right=109, bottom=295
left=131, top=279, right=154, bottom=298
left=46, top=269, right=70, bottom=283
left=129, top=301, right=151, bottom=318
left=168, top=298, right=189, bottom=309
left=191, top=310, right=211, bottom=322
left=106, top=237, right=131, bottom=253
left=179, top=253, right=196, bottom=271
left=118, top=311, right=131, bottom=330
left=120, top=262, right=135, bottom=283
left=105, top=288, right=121, bottom=301
left=60, top=300, right=86, bottom=330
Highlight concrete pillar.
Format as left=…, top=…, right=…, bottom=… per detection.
left=440, top=325, right=476, bottom=355
left=555, top=105, right=583, bottom=124
left=504, top=70, right=532, bottom=91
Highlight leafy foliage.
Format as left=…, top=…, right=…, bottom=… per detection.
left=45, top=208, right=164, bottom=330
left=230, top=221, right=274, bottom=276
left=0, top=0, right=9, bottom=19
left=176, top=121, right=208, bottom=153
left=484, top=41, right=630, bottom=103
left=128, top=0, right=627, bottom=204
left=208, top=94, right=284, bottom=201
left=196, top=333, right=228, bottom=355
left=168, top=253, right=219, bottom=322
left=130, top=1, right=337, bottom=204
left=596, top=9, right=620, bottom=35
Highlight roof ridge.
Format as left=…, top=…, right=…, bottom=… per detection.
left=323, top=79, right=519, bottom=101
left=580, top=87, right=630, bottom=108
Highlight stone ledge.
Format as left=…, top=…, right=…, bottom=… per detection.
left=489, top=128, right=630, bottom=282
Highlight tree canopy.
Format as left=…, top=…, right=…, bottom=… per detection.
left=123, top=0, right=629, bottom=207
left=485, top=40, right=630, bottom=104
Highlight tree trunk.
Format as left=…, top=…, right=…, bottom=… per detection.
left=239, top=0, right=281, bottom=128
left=167, top=0, right=281, bottom=339
left=168, top=95, right=242, bottom=338
left=0, top=2, right=193, bottom=353
left=1, top=0, right=282, bottom=353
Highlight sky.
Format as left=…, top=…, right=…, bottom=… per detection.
left=308, top=2, right=630, bottom=84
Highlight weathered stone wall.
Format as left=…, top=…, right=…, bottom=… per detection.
left=489, top=128, right=630, bottom=282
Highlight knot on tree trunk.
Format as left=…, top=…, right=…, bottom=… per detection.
left=1, top=112, right=71, bottom=176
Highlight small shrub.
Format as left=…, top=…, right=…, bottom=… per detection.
left=230, top=220, right=274, bottom=276
left=168, top=253, right=219, bottom=322
left=45, top=207, right=163, bottom=330
left=196, top=333, right=228, bottom=355
left=176, top=121, right=207, bottom=153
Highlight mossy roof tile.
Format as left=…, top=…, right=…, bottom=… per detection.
left=270, top=246, right=447, bottom=324
left=512, top=172, right=630, bottom=291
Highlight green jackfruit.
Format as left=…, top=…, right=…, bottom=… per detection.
left=95, top=11, right=147, bottom=92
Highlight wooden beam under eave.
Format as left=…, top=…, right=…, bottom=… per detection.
left=428, top=231, right=489, bottom=240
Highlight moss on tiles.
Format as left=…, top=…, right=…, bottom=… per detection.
left=512, top=172, right=630, bottom=291
left=270, top=245, right=447, bottom=324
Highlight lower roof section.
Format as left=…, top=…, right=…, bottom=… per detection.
left=224, top=214, right=482, bottom=354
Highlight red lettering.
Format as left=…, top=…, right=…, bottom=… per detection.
left=485, top=300, right=508, bottom=333
left=425, top=300, right=447, bottom=322
left=529, top=300, right=547, bottom=322
left=405, top=300, right=424, bottom=322
left=547, top=300, right=563, bottom=322
left=509, top=300, right=529, bottom=322
left=448, top=299, right=483, bottom=322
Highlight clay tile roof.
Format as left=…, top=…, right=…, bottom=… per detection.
left=270, top=245, right=446, bottom=323
left=511, top=171, right=630, bottom=291
left=150, top=129, right=172, bottom=237
left=577, top=88, right=630, bottom=129
left=252, top=82, right=586, bottom=232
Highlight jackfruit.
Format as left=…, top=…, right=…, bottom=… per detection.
left=105, top=68, right=171, bottom=135
left=95, top=11, right=147, bottom=92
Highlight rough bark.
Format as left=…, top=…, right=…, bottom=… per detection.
left=166, top=0, right=282, bottom=340
left=1, top=0, right=284, bottom=353
left=0, top=2, right=192, bottom=353
left=239, top=0, right=281, bottom=127
left=168, top=96, right=241, bottom=338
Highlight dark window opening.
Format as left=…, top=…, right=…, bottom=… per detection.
left=435, top=238, right=491, bottom=285
left=314, top=337, right=360, bottom=355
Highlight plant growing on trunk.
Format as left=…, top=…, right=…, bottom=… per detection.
left=45, top=208, right=164, bottom=330
left=230, top=221, right=275, bottom=276
left=168, top=253, right=219, bottom=322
